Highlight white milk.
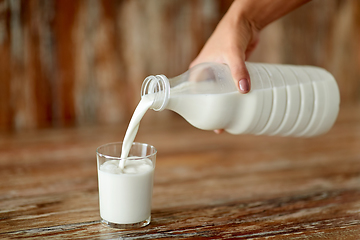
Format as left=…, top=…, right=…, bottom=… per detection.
left=98, top=95, right=155, bottom=225
left=141, top=63, right=339, bottom=137
left=120, top=95, right=153, bottom=168
left=166, top=89, right=265, bottom=134
left=98, top=158, right=154, bottom=224
left=165, top=67, right=339, bottom=137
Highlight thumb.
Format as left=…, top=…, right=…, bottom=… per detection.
left=228, top=60, right=251, bottom=94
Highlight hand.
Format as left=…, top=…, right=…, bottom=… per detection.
left=190, top=12, right=259, bottom=94
left=190, top=0, right=310, bottom=134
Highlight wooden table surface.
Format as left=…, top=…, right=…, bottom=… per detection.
left=1, top=104, right=360, bottom=239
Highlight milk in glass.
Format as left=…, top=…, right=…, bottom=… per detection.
left=98, top=95, right=155, bottom=226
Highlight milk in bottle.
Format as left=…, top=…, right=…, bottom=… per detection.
left=141, top=62, right=340, bottom=137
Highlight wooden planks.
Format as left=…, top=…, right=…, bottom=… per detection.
left=0, top=104, right=360, bottom=238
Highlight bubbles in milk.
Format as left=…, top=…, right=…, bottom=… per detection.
left=100, top=159, right=153, bottom=174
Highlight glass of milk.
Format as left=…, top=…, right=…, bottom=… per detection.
left=96, top=142, right=156, bottom=229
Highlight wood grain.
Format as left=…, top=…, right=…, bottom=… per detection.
left=0, top=0, right=359, bottom=131
left=0, top=104, right=360, bottom=239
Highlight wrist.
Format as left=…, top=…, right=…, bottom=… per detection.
left=226, top=0, right=262, bottom=31
left=221, top=2, right=260, bottom=50
left=227, top=0, right=310, bottom=30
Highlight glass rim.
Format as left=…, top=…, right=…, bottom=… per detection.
left=96, top=142, right=157, bottom=160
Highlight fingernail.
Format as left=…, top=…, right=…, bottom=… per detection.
left=239, top=79, right=250, bottom=93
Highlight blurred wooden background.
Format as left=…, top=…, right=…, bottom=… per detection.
left=0, top=0, right=359, bottom=131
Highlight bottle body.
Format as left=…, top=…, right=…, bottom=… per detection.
left=141, top=62, right=340, bottom=137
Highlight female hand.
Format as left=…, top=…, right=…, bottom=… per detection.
left=190, top=8, right=259, bottom=94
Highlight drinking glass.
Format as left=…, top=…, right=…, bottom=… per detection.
left=96, top=142, right=156, bottom=229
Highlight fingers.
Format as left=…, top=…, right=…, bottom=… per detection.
left=228, top=59, right=251, bottom=94
left=239, top=78, right=250, bottom=93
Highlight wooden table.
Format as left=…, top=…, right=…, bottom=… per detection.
left=1, top=104, right=360, bottom=239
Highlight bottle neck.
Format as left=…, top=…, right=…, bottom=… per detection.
left=141, top=74, right=170, bottom=111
